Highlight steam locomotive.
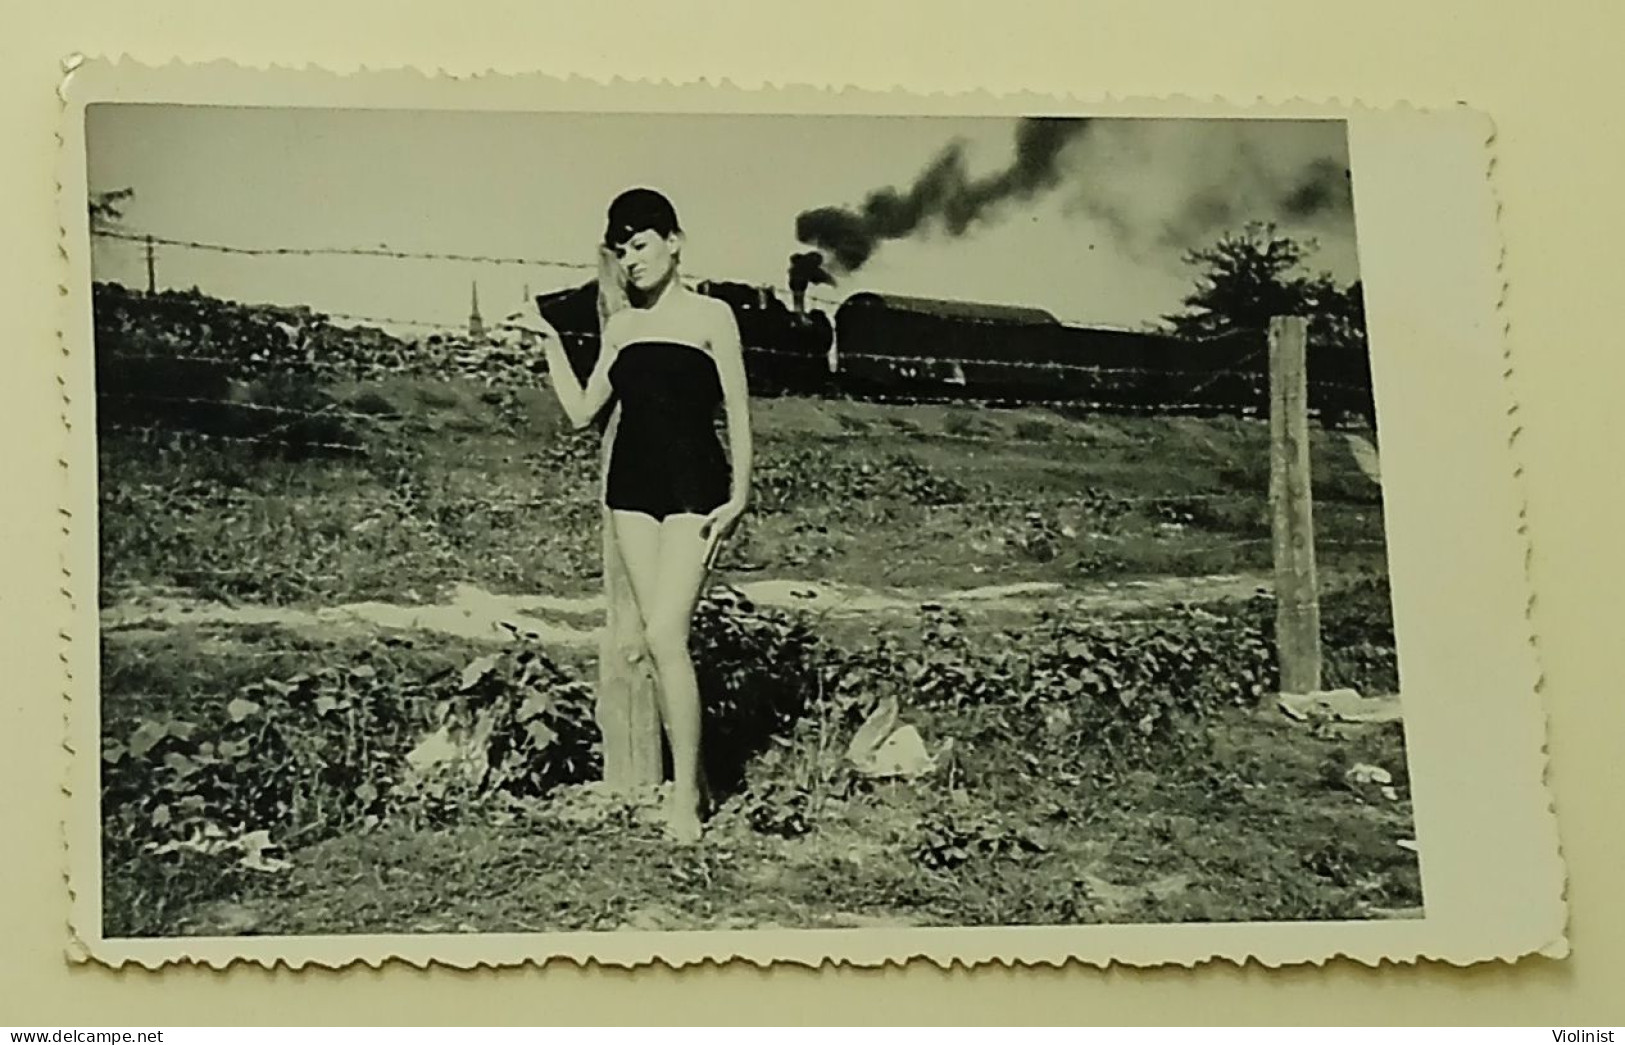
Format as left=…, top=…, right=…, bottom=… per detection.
left=535, top=281, right=1375, bottom=425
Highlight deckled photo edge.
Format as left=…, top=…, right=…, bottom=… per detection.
left=54, top=56, right=1556, bottom=972
left=58, top=53, right=101, bottom=965
left=1480, top=103, right=1570, bottom=959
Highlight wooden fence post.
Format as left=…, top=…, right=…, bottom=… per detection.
left=591, top=253, right=665, bottom=790
left=1268, top=315, right=1323, bottom=695
left=595, top=481, right=664, bottom=789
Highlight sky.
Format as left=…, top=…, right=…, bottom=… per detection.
left=85, top=105, right=1362, bottom=336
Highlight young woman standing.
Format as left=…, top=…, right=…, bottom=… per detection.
left=511, top=188, right=753, bottom=842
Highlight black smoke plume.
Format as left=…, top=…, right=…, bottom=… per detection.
left=795, top=117, right=1094, bottom=273
left=1279, top=157, right=1353, bottom=220
left=798, top=118, right=1355, bottom=274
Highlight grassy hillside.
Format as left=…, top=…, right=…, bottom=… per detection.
left=95, top=374, right=1411, bottom=938
left=98, top=378, right=1389, bottom=607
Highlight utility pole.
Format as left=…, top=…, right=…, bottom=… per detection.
left=145, top=235, right=156, bottom=294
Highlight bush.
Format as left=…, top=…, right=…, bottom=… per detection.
left=100, top=645, right=592, bottom=861
left=1144, top=494, right=1267, bottom=536
left=718, top=594, right=1287, bottom=846
left=693, top=587, right=825, bottom=795
left=89, top=283, right=497, bottom=457
left=752, top=445, right=969, bottom=514
left=1318, top=574, right=1400, bottom=693
left=722, top=572, right=1401, bottom=850
left=912, top=599, right=1275, bottom=752
left=94, top=284, right=371, bottom=459
left=1014, top=419, right=1056, bottom=442
left=943, top=409, right=999, bottom=438
left=100, top=590, right=827, bottom=934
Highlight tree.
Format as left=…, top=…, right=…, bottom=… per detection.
left=1164, top=221, right=1324, bottom=338
left=89, top=187, right=134, bottom=233
left=1299, top=275, right=1368, bottom=354
left=1166, top=221, right=1375, bottom=427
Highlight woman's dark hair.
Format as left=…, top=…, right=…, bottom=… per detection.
left=603, top=187, right=681, bottom=247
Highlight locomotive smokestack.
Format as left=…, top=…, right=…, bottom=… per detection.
left=788, top=250, right=835, bottom=316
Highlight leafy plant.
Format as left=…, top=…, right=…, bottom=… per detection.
left=393, top=647, right=601, bottom=825
left=751, top=445, right=970, bottom=514
left=915, top=804, right=1046, bottom=872
left=693, top=586, right=825, bottom=795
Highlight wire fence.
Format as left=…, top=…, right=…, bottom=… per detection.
left=90, top=223, right=1376, bottom=421
left=94, top=228, right=603, bottom=273
left=90, top=221, right=1387, bottom=620
left=92, top=316, right=1366, bottom=425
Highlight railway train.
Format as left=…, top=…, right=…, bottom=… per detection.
left=535, top=281, right=1375, bottom=425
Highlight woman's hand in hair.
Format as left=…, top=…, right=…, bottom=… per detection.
left=497, top=303, right=560, bottom=345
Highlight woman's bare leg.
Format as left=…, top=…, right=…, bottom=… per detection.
left=610, top=509, right=711, bottom=842
left=644, top=514, right=714, bottom=842
left=609, top=508, right=664, bottom=682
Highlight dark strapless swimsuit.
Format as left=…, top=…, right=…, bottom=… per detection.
left=605, top=340, right=730, bottom=521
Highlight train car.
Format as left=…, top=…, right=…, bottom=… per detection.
left=829, top=291, right=1253, bottom=407
left=1050, top=325, right=1270, bottom=416
left=833, top=291, right=1062, bottom=358
left=829, top=290, right=1375, bottom=421
left=831, top=292, right=1070, bottom=401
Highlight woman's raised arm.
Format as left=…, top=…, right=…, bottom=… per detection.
left=506, top=303, right=619, bottom=430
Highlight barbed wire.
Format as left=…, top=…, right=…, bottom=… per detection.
left=807, top=391, right=1269, bottom=413
left=752, top=340, right=1255, bottom=381
left=94, top=227, right=845, bottom=315
left=100, top=393, right=405, bottom=427
left=93, top=349, right=1368, bottom=409
left=94, top=226, right=1373, bottom=408
left=324, top=311, right=466, bottom=333
left=92, top=228, right=1386, bottom=653
left=99, top=416, right=1381, bottom=518
left=93, top=543, right=1382, bottom=588
left=93, top=339, right=1367, bottom=403
left=94, top=227, right=1353, bottom=350
left=1174, top=347, right=1267, bottom=400
left=93, top=228, right=602, bottom=273
left=917, top=490, right=1364, bottom=513
left=95, top=385, right=1374, bottom=430
left=99, top=422, right=369, bottom=456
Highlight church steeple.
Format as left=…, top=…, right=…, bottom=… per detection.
left=468, top=280, right=485, bottom=340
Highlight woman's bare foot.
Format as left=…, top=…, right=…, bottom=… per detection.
left=664, top=785, right=703, bottom=845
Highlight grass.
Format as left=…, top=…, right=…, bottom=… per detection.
left=98, top=385, right=1388, bottom=607
left=96, top=377, right=1415, bottom=938
left=104, top=622, right=1418, bottom=937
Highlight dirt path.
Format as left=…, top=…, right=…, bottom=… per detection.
left=100, top=572, right=1275, bottom=647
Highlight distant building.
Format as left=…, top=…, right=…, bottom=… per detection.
left=468, top=280, right=485, bottom=340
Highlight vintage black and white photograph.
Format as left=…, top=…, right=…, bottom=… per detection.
left=79, top=99, right=1424, bottom=948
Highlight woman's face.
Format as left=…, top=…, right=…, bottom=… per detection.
left=611, top=229, right=680, bottom=292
